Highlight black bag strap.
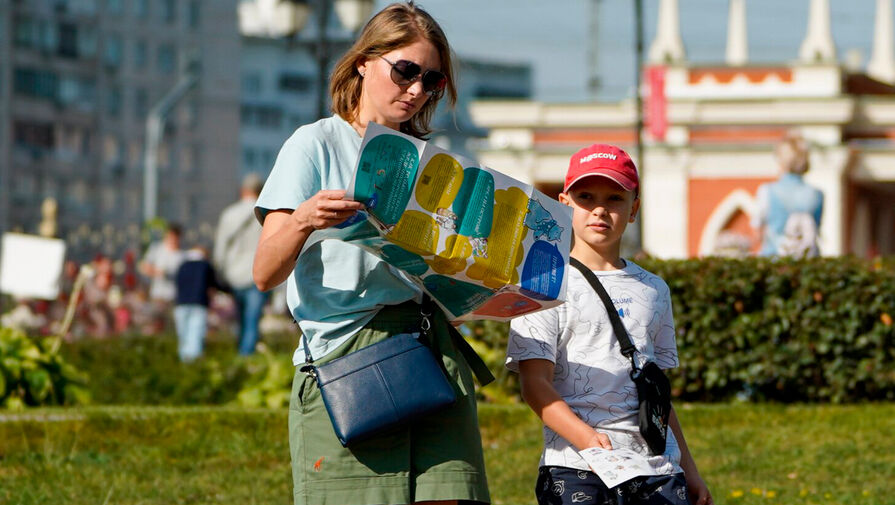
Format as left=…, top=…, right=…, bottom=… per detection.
left=568, top=257, right=640, bottom=374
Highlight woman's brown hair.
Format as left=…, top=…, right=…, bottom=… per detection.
left=329, top=1, right=457, bottom=138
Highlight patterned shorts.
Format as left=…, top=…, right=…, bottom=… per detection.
left=535, top=466, right=691, bottom=505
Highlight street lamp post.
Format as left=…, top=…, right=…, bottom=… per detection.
left=287, top=0, right=374, bottom=120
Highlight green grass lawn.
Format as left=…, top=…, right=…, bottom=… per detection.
left=2, top=403, right=894, bottom=504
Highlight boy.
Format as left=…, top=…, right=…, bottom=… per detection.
left=174, top=246, right=223, bottom=362
left=506, top=144, right=712, bottom=505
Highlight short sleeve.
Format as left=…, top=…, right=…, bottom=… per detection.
left=652, top=280, right=679, bottom=370
left=505, top=307, right=561, bottom=373
left=752, top=184, right=769, bottom=230
left=254, top=131, right=322, bottom=225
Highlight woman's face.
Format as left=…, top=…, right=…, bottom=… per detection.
left=356, top=38, right=441, bottom=130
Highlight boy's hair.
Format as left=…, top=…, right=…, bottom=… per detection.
left=564, top=143, right=639, bottom=196
left=329, top=1, right=457, bottom=138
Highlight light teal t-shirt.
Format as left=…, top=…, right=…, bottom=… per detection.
left=255, top=115, right=422, bottom=365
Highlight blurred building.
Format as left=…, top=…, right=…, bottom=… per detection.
left=471, top=0, right=895, bottom=259
left=238, top=2, right=531, bottom=179
left=0, top=0, right=240, bottom=258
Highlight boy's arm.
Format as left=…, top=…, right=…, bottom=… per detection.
left=669, top=405, right=713, bottom=505
left=518, top=359, right=612, bottom=451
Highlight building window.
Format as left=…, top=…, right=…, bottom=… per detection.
left=57, top=22, right=78, bottom=58
left=157, top=45, right=176, bottom=74
left=58, top=75, right=97, bottom=111
left=242, top=72, right=262, bottom=95
left=103, top=34, right=123, bottom=68
left=106, top=86, right=121, bottom=117
left=106, top=0, right=123, bottom=15
left=78, top=26, right=98, bottom=58
left=103, top=135, right=122, bottom=163
left=279, top=73, right=312, bottom=93
left=241, top=104, right=283, bottom=130
left=161, top=0, right=176, bottom=24
left=134, top=0, right=148, bottom=19
left=13, top=121, right=55, bottom=154
left=243, top=147, right=256, bottom=169
left=134, top=88, right=148, bottom=118
left=134, top=39, right=147, bottom=68
left=262, top=149, right=276, bottom=171
left=188, top=0, right=200, bottom=28
left=14, top=67, right=58, bottom=101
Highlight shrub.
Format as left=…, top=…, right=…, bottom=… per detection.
left=639, top=256, right=895, bottom=403
left=0, top=327, right=90, bottom=409
left=465, top=256, right=895, bottom=404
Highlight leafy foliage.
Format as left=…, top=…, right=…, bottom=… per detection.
left=466, top=256, right=895, bottom=404
left=0, top=327, right=90, bottom=409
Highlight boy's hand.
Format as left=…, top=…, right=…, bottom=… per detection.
left=687, top=473, right=712, bottom=505
left=585, top=431, right=612, bottom=450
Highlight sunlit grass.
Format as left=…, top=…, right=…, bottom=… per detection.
left=2, top=403, right=894, bottom=504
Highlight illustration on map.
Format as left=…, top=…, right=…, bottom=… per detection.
left=337, top=123, right=572, bottom=321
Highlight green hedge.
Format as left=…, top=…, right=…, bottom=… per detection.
left=59, top=331, right=299, bottom=406
left=468, top=256, right=895, bottom=404
left=639, top=256, right=895, bottom=403
left=48, top=256, right=895, bottom=405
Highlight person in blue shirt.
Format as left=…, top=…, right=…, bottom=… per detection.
left=753, top=134, right=824, bottom=257
left=251, top=3, right=489, bottom=504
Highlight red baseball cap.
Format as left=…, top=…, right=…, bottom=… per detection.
left=563, top=144, right=639, bottom=193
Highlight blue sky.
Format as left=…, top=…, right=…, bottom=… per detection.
left=376, top=0, right=880, bottom=102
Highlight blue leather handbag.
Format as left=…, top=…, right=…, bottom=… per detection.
left=299, top=299, right=457, bottom=446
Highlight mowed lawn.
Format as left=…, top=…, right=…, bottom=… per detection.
left=2, top=403, right=894, bottom=505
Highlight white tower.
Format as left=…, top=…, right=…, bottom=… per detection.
left=648, top=0, right=686, bottom=64
left=868, top=0, right=895, bottom=83
left=799, top=0, right=836, bottom=63
left=726, top=0, right=748, bottom=66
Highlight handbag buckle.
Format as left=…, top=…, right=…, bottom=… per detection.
left=299, top=363, right=317, bottom=379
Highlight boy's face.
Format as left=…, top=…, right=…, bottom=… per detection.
left=559, top=176, right=640, bottom=253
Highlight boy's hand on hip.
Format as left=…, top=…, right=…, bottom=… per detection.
left=585, top=431, right=612, bottom=450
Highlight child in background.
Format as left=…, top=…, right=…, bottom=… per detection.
left=506, top=144, right=712, bottom=505
left=174, top=246, right=223, bottom=362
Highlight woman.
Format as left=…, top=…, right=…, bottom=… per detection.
left=252, top=3, right=490, bottom=505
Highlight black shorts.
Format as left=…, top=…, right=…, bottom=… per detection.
left=535, top=466, right=691, bottom=505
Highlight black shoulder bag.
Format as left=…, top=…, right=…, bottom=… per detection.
left=569, top=257, right=671, bottom=455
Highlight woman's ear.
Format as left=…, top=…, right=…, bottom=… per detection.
left=356, top=59, right=368, bottom=78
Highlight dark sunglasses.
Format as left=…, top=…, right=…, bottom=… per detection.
left=379, top=56, right=447, bottom=97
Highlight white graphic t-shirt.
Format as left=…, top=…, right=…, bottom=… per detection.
left=506, top=260, right=683, bottom=474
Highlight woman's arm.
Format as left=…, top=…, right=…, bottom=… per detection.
left=669, top=405, right=712, bottom=505
left=518, top=359, right=612, bottom=451
left=252, top=189, right=363, bottom=291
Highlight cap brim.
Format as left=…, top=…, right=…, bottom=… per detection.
left=563, top=172, right=637, bottom=193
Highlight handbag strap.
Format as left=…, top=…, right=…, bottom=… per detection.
left=568, top=257, right=640, bottom=374
left=299, top=296, right=495, bottom=386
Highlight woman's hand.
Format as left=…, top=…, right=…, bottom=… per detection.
left=253, top=190, right=364, bottom=291
left=293, top=190, right=364, bottom=232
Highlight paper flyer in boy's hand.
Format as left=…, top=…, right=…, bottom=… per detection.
left=338, top=122, right=572, bottom=322
left=577, top=447, right=662, bottom=488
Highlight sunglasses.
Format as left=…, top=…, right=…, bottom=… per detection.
left=379, top=56, right=447, bottom=97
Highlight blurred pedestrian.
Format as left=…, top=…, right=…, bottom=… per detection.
left=173, top=246, right=222, bottom=362
left=213, top=173, right=269, bottom=355
left=139, top=223, right=185, bottom=329
left=753, top=133, right=824, bottom=257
